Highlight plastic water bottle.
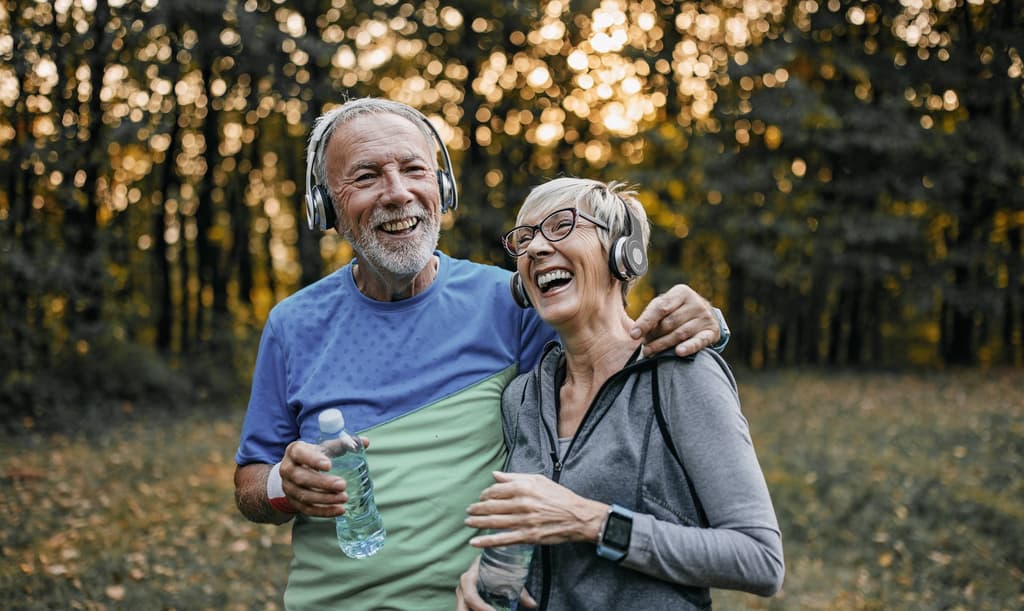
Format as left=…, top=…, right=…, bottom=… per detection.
left=317, top=408, right=385, bottom=559
left=477, top=538, right=534, bottom=611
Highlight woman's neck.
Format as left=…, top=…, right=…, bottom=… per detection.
left=556, top=309, right=640, bottom=437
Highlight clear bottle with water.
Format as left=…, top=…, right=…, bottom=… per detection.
left=317, top=408, right=385, bottom=559
left=477, top=537, right=534, bottom=611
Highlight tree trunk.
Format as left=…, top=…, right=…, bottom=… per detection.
left=66, top=0, right=109, bottom=327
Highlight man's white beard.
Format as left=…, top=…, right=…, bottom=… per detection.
left=343, top=204, right=440, bottom=279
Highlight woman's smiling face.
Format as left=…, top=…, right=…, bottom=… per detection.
left=515, top=202, right=621, bottom=329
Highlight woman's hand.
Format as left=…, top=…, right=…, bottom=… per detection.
left=465, top=472, right=608, bottom=547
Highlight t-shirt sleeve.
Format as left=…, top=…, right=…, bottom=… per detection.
left=234, top=315, right=299, bottom=466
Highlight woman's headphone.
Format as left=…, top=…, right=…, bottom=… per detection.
left=510, top=198, right=648, bottom=308
left=304, top=107, right=458, bottom=232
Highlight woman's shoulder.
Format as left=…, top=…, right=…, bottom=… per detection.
left=649, top=348, right=739, bottom=400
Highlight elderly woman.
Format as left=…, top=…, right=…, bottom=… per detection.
left=455, top=177, right=784, bottom=610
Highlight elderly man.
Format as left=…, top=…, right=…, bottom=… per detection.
left=233, top=98, right=728, bottom=610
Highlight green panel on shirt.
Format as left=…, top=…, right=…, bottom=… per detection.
left=284, top=365, right=518, bottom=611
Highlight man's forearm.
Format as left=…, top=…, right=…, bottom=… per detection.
left=234, top=463, right=295, bottom=525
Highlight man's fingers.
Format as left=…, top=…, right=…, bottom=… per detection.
left=285, top=440, right=331, bottom=472
left=631, top=291, right=682, bottom=339
left=643, top=323, right=713, bottom=357
left=671, top=330, right=716, bottom=358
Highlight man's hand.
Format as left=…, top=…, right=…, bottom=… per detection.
left=279, top=439, right=353, bottom=518
left=631, top=284, right=720, bottom=357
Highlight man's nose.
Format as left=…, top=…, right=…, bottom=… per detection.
left=379, top=169, right=415, bottom=204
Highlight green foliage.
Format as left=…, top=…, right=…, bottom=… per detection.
left=0, top=0, right=1021, bottom=420
left=705, top=0, right=1024, bottom=367
left=0, top=332, right=190, bottom=435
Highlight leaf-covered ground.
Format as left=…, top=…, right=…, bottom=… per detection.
left=2, top=369, right=1022, bottom=610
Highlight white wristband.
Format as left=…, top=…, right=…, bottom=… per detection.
left=267, top=462, right=297, bottom=514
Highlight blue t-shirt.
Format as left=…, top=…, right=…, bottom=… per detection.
left=235, top=251, right=553, bottom=610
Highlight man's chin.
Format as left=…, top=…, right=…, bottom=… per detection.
left=359, top=244, right=434, bottom=277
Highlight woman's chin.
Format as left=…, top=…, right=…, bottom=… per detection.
left=536, top=298, right=578, bottom=328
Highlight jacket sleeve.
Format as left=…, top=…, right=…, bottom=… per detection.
left=620, top=350, right=785, bottom=596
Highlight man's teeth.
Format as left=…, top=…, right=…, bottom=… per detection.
left=537, top=270, right=573, bottom=291
left=381, top=218, right=418, bottom=232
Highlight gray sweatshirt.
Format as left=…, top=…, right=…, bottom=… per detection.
left=501, top=344, right=784, bottom=610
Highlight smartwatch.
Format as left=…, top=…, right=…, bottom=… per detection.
left=710, top=307, right=731, bottom=352
left=596, top=504, right=634, bottom=562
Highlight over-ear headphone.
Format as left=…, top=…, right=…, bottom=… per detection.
left=304, top=107, right=458, bottom=232
left=609, top=198, right=648, bottom=281
left=510, top=272, right=532, bottom=308
left=509, top=197, right=648, bottom=309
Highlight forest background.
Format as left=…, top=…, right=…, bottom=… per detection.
left=1, top=0, right=1022, bottom=609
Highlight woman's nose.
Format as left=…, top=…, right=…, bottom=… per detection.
left=525, top=231, right=554, bottom=259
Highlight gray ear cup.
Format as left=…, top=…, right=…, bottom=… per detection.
left=608, top=202, right=648, bottom=281
left=419, top=115, right=458, bottom=214
left=437, top=168, right=456, bottom=214
left=510, top=272, right=532, bottom=309
left=306, top=184, right=335, bottom=231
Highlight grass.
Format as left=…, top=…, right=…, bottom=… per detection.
left=2, top=368, right=1022, bottom=610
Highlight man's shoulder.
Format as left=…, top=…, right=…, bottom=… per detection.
left=443, top=253, right=512, bottom=281
left=441, top=253, right=517, bottom=302
left=268, top=266, right=350, bottom=319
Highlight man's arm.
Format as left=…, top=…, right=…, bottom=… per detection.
left=630, top=284, right=727, bottom=357
left=234, top=463, right=295, bottom=525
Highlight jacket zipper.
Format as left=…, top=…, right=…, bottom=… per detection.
left=538, top=451, right=562, bottom=610
left=536, top=348, right=654, bottom=611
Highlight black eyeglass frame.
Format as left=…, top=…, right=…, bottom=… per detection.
left=502, top=207, right=609, bottom=257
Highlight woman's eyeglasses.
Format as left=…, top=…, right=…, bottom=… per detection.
left=502, top=208, right=608, bottom=257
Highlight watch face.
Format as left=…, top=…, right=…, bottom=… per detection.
left=604, top=512, right=632, bottom=548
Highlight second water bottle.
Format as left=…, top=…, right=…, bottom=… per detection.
left=317, top=408, right=386, bottom=559
left=476, top=536, right=534, bottom=611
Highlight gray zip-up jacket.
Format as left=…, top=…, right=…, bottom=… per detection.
left=501, top=343, right=784, bottom=610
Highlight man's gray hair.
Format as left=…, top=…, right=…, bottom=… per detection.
left=307, top=98, right=437, bottom=186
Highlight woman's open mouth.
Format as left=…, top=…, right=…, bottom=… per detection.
left=536, top=269, right=573, bottom=295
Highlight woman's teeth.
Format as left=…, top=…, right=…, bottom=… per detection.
left=537, top=269, right=573, bottom=292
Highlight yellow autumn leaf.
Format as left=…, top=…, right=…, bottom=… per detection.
left=106, top=584, right=126, bottom=601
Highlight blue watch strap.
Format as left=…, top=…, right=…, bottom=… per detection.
left=710, top=307, right=730, bottom=352
left=596, top=504, right=634, bottom=562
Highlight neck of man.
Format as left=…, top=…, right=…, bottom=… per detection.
left=353, top=255, right=439, bottom=302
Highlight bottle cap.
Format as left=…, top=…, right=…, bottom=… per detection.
left=318, top=408, right=345, bottom=434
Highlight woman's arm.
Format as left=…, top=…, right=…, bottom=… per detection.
left=621, top=351, right=784, bottom=595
